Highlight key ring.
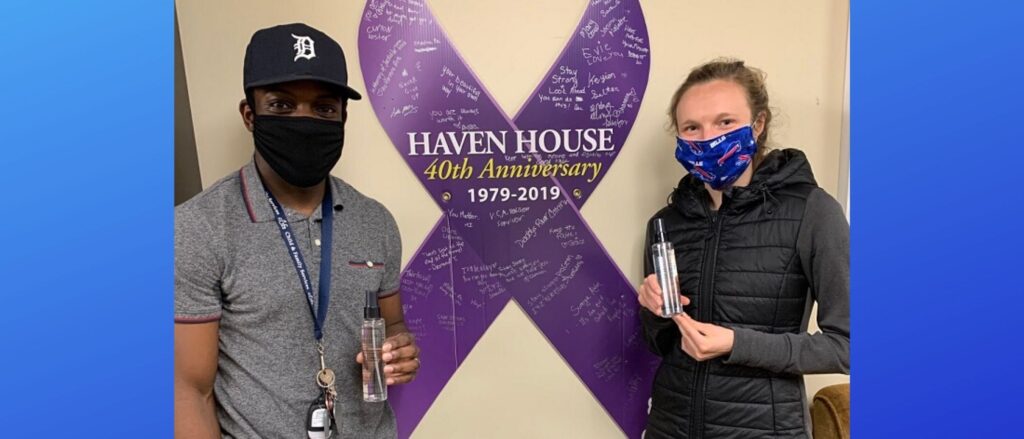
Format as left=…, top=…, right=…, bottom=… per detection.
left=317, top=369, right=336, bottom=388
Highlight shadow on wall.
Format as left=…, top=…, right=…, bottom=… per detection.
left=175, top=9, right=203, bottom=206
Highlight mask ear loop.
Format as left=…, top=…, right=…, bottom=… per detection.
left=750, top=111, right=767, bottom=145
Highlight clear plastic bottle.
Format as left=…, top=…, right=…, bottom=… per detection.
left=362, top=290, right=387, bottom=402
left=651, top=218, right=684, bottom=317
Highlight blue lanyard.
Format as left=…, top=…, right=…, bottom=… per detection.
left=264, top=186, right=334, bottom=341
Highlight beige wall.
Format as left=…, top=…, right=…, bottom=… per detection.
left=177, top=0, right=849, bottom=436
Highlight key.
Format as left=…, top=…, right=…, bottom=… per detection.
left=316, top=343, right=336, bottom=389
left=317, top=368, right=336, bottom=389
left=326, top=389, right=337, bottom=438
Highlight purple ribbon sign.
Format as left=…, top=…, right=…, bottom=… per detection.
left=359, top=1, right=655, bottom=436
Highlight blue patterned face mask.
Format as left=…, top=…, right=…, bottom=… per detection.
left=675, top=125, right=758, bottom=190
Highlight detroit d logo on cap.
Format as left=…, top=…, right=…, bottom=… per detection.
left=291, top=34, right=316, bottom=61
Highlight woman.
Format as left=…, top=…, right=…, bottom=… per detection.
left=637, top=59, right=849, bottom=439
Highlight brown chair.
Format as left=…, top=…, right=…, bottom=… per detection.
left=811, top=383, right=850, bottom=439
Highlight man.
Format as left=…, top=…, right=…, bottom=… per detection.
left=175, top=23, right=420, bottom=438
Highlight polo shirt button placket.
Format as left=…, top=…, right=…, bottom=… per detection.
left=314, top=217, right=322, bottom=248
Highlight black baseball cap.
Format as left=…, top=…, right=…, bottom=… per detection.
left=243, top=23, right=362, bottom=101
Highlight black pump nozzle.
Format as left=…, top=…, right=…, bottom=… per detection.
left=364, top=290, right=381, bottom=319
left=654, top=218, right=668, bottom=243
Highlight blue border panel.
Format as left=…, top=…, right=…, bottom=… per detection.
left=854, top=0, right=1024, bottom=437
left=0, top=1, right=173, bottom=436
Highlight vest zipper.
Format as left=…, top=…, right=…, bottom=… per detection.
left=689, top=202, right=725, bottom=439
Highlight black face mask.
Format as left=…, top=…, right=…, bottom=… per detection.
left=253, top=115, right=344, bottom=188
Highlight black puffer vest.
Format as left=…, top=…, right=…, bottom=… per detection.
left=643, top=149, right=818, bottom=439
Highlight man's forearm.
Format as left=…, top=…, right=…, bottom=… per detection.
left=175, top=385, right=221, bottom=439
left=386, top=319, right=410, bottom=337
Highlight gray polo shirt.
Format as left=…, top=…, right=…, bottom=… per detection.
left=175, top=160, right=401, bottom=438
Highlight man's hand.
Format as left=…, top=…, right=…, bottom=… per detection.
left=356, top=332, right=420, bottom=385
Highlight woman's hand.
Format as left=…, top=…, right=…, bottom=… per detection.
left=637, top=274, right=691, bottom=316
left=672, top=314, right=734, bottom=361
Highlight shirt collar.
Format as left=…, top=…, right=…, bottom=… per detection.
left=238, top=159, right=346, bottom=223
